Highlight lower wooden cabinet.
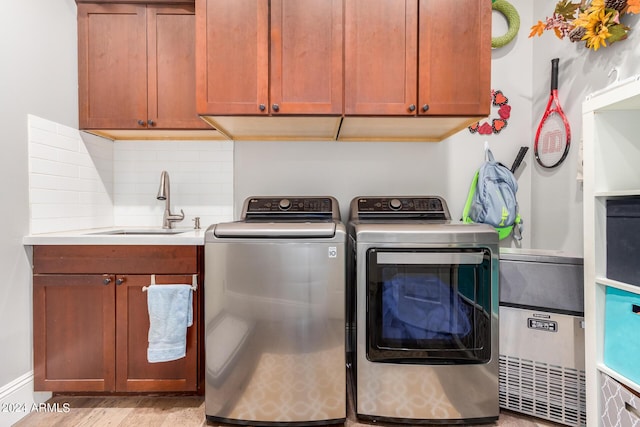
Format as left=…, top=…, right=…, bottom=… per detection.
left=32, top=245, right=203, bottom=393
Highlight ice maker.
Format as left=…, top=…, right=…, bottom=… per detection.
left=499, top=249, right=585, bottom=427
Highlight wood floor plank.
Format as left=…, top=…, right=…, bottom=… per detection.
left=13, top=395, right=562, bottom=427
left=117, top=396, right=204, bottom=427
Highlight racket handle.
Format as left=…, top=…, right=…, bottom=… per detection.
left=511, top=146, right=529, bottom=173
left=551, top=58, right=559, bottom=91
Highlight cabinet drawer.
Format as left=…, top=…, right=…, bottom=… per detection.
left=604, top=287, right=640, bottom=384
left=33, top=245, right=198, bottom=274
left=600, top=372, right=640, bottom=427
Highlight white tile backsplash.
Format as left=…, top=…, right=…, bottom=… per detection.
left=27, top=115, right=234, bottom=234
left=28, top=115, right=114, bottom=233
left=113, top=140, right=234, bottom=230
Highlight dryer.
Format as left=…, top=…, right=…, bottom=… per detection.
left=347, top=196, right=499, bottom=424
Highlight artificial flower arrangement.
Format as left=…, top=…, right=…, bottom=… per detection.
left=530, top=0, right=640, bottom=51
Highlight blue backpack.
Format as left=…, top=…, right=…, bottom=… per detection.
left=462, top=148, right=522, bottom=241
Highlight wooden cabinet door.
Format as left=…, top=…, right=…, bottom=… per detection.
left=344, top=0, right=418, bottom=115
left=270, top=0, right=343, bottom=114
left=78, top=3, right=147, bottom=129
left=115, top=274, right=199, bottom=392
left=33, top=274, right=116, bottom=392
left=147, top=5, right=208, bottom=129
left=418, top=0, right=491, bottom=116
left=196, top=0, right=269, bottom=115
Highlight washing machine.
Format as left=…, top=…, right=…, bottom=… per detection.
left=347, top=196, right=499, bottom=424
left=204, top=196, right=346, bottom=426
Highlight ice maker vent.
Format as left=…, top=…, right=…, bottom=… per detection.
left=499, top=354, right=586, bottom=426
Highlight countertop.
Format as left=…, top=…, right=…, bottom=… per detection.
left=499, top=247, right=583, bottom=261
left=23, top=226, right=207, bottom=246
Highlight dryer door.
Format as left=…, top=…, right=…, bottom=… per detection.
left=366, top=248, right=493, bottom=364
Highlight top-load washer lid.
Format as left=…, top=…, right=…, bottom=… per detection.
left=211, top=196, right=341, bottom=238
left=348, top=196, right=451, bottom=222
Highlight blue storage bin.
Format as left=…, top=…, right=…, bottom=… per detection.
left=604, top=287, right=640, bottom=385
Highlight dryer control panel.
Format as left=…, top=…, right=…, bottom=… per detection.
left=354, top=196, right=450, bottom=220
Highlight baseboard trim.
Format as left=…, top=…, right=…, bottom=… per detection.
left=0, top=371, right=51, bottom=426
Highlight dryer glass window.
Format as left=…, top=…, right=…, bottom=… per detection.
left=366, top=248, right=492, bottom=364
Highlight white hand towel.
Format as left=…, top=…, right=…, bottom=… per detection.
left=146, top=284, right=193, bottom=363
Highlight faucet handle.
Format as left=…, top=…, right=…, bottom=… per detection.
left=193, top=217, right=201, bottom=230
left=166, top=209, right=185, bottom=223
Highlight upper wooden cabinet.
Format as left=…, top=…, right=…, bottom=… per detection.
left=339, top=0, right=491, bottom=141
left=196, top=0, right=342, bottom=115
left=270, top=0, right=343, bottom=115
left=76, top=0, right=490, bottom=141
left=344, top=0, right=417, bottom=116
left=418, top=0, right=491, bottom=116
left=196, top=0, right=269, bottom=116
left=345, top=0, right=490, bottom=117
left=196, top=0, right=344, bottom=140
left=77, top=3, right=223, bottom=140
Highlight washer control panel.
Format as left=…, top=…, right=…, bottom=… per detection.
left=246, top=197, right=333, bottom=213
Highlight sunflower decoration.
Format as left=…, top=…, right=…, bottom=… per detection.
left=530, top=0, right=640, bottom=51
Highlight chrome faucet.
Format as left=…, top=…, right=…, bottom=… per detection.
left=156, top=171, right=184, bottom=229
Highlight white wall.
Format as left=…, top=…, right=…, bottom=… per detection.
left=530, top=0, right=640, bottom=256
left=0, top=1, right=78, bottom=424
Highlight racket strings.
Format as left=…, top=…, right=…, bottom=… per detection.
left=537, top=113, right=568, bottom=166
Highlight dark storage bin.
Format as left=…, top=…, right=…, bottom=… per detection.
left=607, top=197, right=640, bottom=287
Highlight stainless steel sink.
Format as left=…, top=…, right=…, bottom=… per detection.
left=88, top=229, right=189, bottom=236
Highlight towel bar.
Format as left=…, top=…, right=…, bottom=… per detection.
left=142, top=274, right=198, bottom=292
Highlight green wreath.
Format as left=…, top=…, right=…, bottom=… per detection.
left=492, top=0, right=520, bottom=48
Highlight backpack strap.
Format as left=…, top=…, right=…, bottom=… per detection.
left=462, top=170, right=479, bottom=224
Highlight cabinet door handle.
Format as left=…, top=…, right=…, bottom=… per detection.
left=408, top=104, right=416, bottom=112
left=103, top=277, right=112, bottom=285
left=137, top=120, right=146, bottom=127
left=147, top=119, right=155, bottom=127
left=272, top=104, right=279, bottom=112
left=259, top=104, right=266, bottom=112
left=116, top=278, right=124, bottom=286
left=422, top=104, right=429, bottom=112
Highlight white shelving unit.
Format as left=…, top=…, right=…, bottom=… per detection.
left=583, top=75, right=640, bottom=426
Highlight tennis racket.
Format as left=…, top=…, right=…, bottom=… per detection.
left=534, top=58, right=571, bottom=168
